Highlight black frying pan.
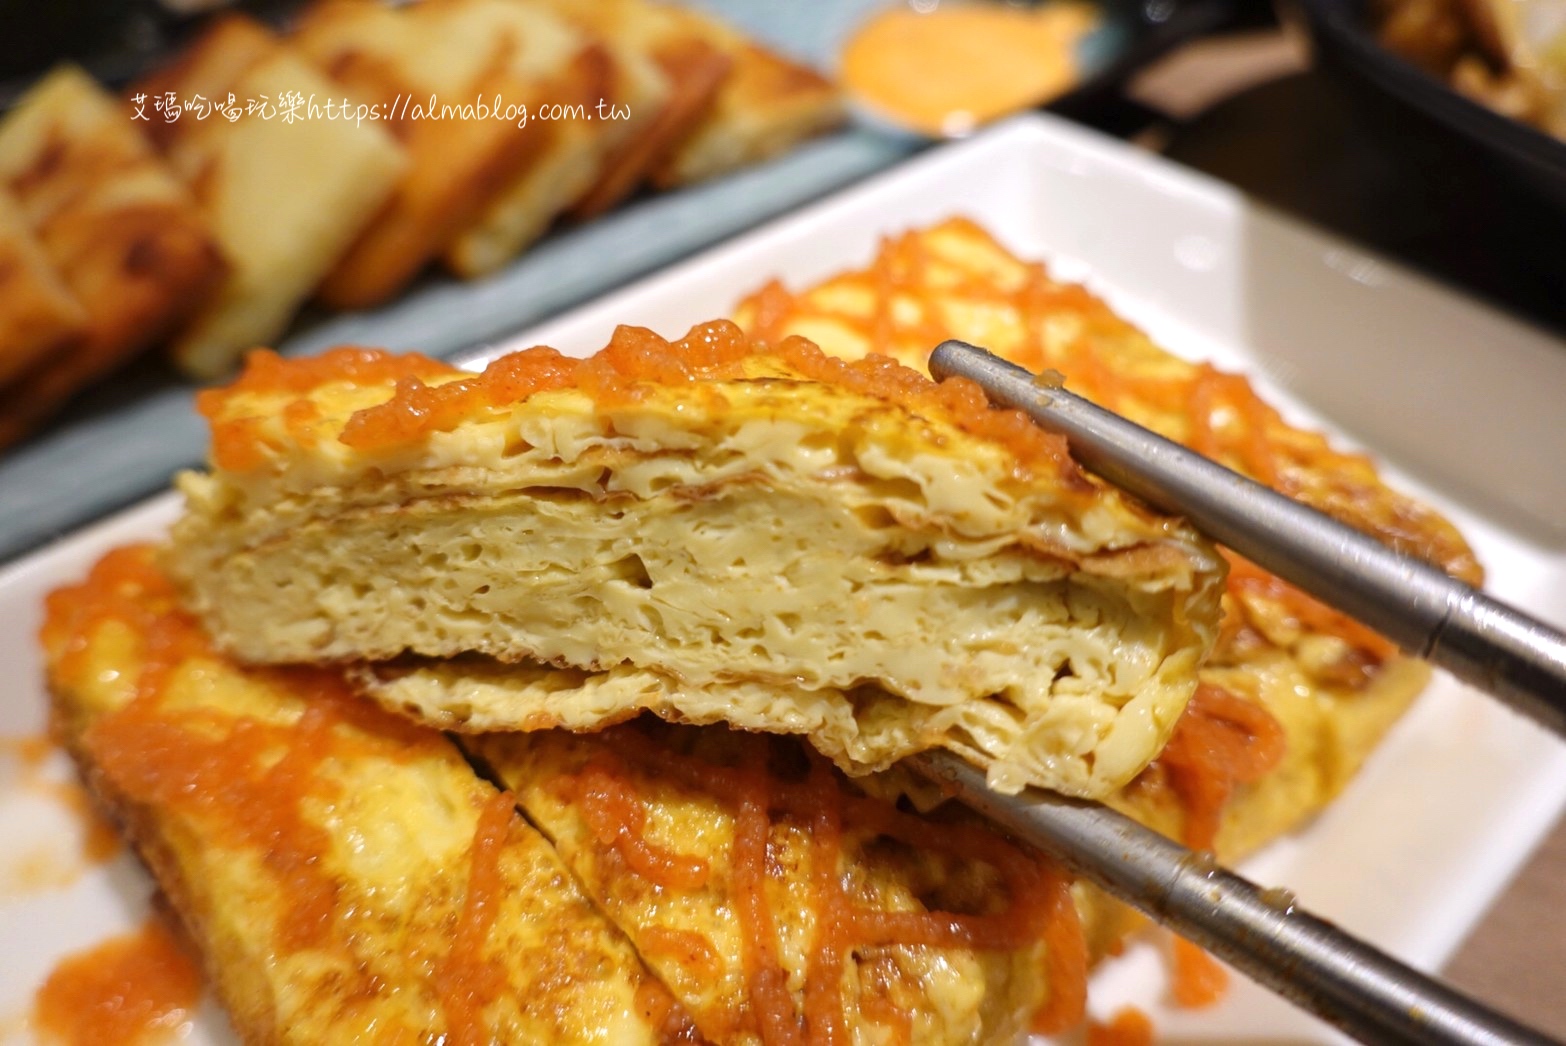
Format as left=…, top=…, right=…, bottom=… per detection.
left=1294, top=0, right=1566, bottom=203
left=1288, top=0, right=1566, bottom=296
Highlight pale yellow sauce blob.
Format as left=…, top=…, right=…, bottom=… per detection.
left=841, top=1, right=1099, bottom=137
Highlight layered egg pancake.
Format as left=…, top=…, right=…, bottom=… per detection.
left=471, top=721, right=1087, bottom=1044
left=167, top=320, right=1227, bottom=798
left=41, top=546, right=699, bottom=1044
left=731, top=216, right=1482, bottom=856
left=43, top=546, right=1093, bottom=1044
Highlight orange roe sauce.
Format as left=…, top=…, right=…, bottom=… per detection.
left=1155, top=684, right=1287, bottom=853
left=1223, top=551, right=1398, bottom=662
left=575, top=762, right=711, bottom=890
left=199, top=347, right=456, bottom=471
left=41, top=546, right=445, bottom=953
left=1145, top=684, right=1283, bottom=1012
left=639, top=927, right=724, bottom=984
left=565, top=723, right=1087, bottom=1045
left=1, top=734, right=52, bottom=768
left=1170, top=936, right=1228, bottom=1009
left=34, top=917, right=202, bottom=1046
left=433, top=790, right=516, bottom=1046
left=200, top=319, right=1083, bottom=486
left=48, top=777, right=122, bottom=864
left=1087, top=1006, right=1157, bottom=1046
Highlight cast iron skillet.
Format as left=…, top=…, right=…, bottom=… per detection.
left=1291, top=0, right=1566, bottom=210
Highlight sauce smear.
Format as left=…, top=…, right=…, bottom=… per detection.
left=568, top=724, right=1087, bottom=1044
left=34, top=918, right=202, bottom=1046
left=841, top=2, right=1097, bottom=136
left=1170, top=935, right=1228, bottom=1009
left=1087, top=1006, right=1157, bottom=1046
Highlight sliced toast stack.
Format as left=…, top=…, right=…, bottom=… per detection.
left=0, top=0, right=842, bottom=446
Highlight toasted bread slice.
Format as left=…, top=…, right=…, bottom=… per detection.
left=441, top=0, right=636, bottom=277
left=168, top=321, right=1225, bottom=798
left=0, top=188, right=84, bottom=390
left=732, top=215, right=1477, bottom=851
left=293, top=0, right=588, bottom=307
left=0, top=65, right=222, bottom=447
left=137, top=17, right=407, bottom=377
left=41, top=545, right=700, bottom=1044
left=648, top=9, right=843, bottom=188
left=471, top=721, right=1085, bottom=1043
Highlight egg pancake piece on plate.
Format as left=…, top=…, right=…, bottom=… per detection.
left=41, top=545, right=701, bottom=1044
left=732, top=215, right=1481, bottom=857
left=470, top=720, right=1086, bottom=1045
left=167, top=320, right=1226, bottom=799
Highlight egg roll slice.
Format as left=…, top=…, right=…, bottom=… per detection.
left=292, top=0, right=596, bottom=308
left=169, top=320, right=1226, bottom=798
left=731, top=213, right=1477, bottom=856
left=41, top=545, right=701, bottom=1045
left=0, top=64, right=224, bottom=447
left=643, top=9, right=844, bottom=189
left=469, top=720, right=1086, bottom=1045
left=442, top=0, right=673, bottom=277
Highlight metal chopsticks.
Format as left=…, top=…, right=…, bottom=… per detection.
left=921, top=340, right=1566, bottom=1045
left=910, top=750, right=1559, bottom=1046
left=928, top=340, right=1566, bottom=739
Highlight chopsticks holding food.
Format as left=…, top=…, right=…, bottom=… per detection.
left=922, top=338, right=1566, bottom=1045
left=928, top=339, right=1566, bottom=738
left=911, top=748, right=1561, bottom=1046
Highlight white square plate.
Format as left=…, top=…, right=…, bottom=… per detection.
left=3, top=114, right=1565, bottom=1043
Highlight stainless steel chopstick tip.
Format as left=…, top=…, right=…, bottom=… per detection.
left=928, top=339, right=1566, bottom=739
left=910, top=750, right=1562, bottom=1046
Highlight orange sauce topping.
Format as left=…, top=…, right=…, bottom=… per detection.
left=199, top=347, right=456, bottom=471
left=1154, top=683, right=1287, bottom=853
left=1147, top=684, right=1283, bottom=1012
left=575, top=762, right=711, bottom=890
left=434, top=789, right=516, bottom=1046
left=42, top=546, right=445, bottom=954
left=1170, top=936, right=1228, bottom=1009
left=201, top=320, right=1082, bottom=485
left=1087, top=1006, right=1157, bottom=1046
left=48, top=777, right=123, bottom=864
left=34, top=918, right=202, bottom=1046
left=563, top=724, right=1087, bottom=1044
left=840, top=2, right=1096, bottom=137
left=1223, top=550, right=1398, bottom=663
left=1, top=733, right=52, bottom=767
left=639, top=927, right=724, bottom=984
